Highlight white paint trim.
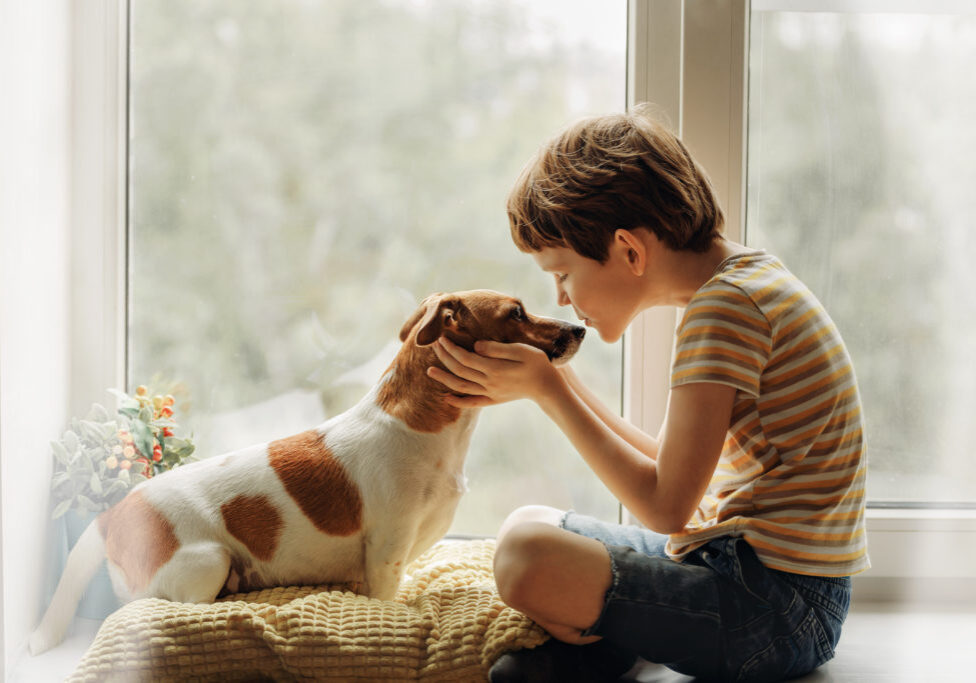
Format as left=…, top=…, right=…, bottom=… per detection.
left=752, top=0, right=975, bottom=14
left=69, top=0, right=129, bottom=416
left=624, top=1, right=683, bottom=441
left=681, top=0, right=749, bottom=243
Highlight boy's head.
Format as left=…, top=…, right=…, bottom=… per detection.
left=507, top=103, right=724, bottom=263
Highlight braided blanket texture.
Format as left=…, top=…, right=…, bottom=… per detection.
left=69, top=539, right=547, bottom=682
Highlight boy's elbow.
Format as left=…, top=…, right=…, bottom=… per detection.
left=656, top=514, right=689, bottom=535
left=631, top=504, right=691, bottom=535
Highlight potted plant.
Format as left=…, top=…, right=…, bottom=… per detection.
left=45, top=385, right=196, bottom=618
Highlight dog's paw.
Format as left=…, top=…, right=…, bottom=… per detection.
left=28, top=628, right=60, bottom=656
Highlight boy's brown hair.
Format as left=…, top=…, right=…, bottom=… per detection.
left=507, top=103, right=724, bottom=263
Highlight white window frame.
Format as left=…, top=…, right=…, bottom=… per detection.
left=75, top=0, right=975, bottom=605
left=70, top=0, right=129, bottom=417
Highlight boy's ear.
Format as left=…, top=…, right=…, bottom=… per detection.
left=614, top=229, right=647, bottom=276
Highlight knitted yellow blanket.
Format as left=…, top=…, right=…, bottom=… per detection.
left=68, top=539, right=547, bottom=681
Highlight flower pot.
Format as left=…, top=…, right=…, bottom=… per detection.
left=44, top=509, right=121, bottom=620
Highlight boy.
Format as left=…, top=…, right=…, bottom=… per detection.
left=428, top=104, right=868, bottom=682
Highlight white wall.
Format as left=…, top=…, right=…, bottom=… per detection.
left=0, top=0, right=73, bottom=674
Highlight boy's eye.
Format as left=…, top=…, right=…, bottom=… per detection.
left=556, top=274, right=568, bottom=283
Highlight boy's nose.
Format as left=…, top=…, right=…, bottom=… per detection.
left=557, top=289, right=570, bottom=307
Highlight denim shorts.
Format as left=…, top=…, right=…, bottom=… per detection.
left=561, top=511, right=852, bottom=682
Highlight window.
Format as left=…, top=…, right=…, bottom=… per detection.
left=127, top=0, right=627, bottom=535
left=747, top=2, right=976, bottom=506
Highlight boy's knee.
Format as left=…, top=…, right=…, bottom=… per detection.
left=494, top=522, right=558, bottom=611
left=496, top=505, right=563, bottom=545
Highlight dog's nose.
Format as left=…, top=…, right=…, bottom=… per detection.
left=572, top=326, right=585, bottom=340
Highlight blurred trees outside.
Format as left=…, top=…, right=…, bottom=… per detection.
left=746, top=11, right=976, bottom=503
left=128, top=0, right=626, bottom=534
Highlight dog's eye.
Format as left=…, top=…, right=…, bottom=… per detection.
left=510, top=306, right=525, bottom=321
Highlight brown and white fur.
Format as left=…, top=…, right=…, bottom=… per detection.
left=30, top=290, right=584, bottom=655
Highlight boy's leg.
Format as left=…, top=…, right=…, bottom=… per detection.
left=491, top=507, right=639, bottom=682
left=495, top=504, right=564, bottom=544
left=493, top=507, right=725, bottom=679
left=494, top=517, right=613, bottom=645
left=493, top=508, right=852, bottom=681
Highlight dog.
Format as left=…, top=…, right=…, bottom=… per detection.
left=30, top=289, right=584, bottom=655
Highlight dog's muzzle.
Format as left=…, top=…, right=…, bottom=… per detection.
left=549, top=325, right=586, bottom=362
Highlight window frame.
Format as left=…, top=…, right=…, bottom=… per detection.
left=70, top=0, right=129, bottom=416
left=78, top=0, right=976, bottom=603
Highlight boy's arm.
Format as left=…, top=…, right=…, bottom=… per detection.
left=539, top=376, right=734, bottom=533
left=557, top=365, right=660, bottom=459
left=429, top=337, right=734, bottom=533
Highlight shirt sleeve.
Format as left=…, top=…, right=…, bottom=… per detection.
left=670, top=282, right=771, bottom=397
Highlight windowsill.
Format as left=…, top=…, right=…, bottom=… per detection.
left=856, top=507, right=976, bottom=603
left=866, top=506, right=976, bottom=529
left=7, top=617, right=102, bottom=683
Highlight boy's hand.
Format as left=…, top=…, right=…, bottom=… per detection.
left=427, top=336, right=561, bottom=408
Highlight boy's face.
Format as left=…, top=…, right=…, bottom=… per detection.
left=531, top=244, right=642, bottom=344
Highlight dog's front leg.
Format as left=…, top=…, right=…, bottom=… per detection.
left=362, top=527, right=416, bottom=601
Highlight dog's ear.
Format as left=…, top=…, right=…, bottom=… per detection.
left=413, top=295, right=461, bottom=346
left=399, top=293, right=458, bottom=345
left=399, top=294, right=440, bottom=342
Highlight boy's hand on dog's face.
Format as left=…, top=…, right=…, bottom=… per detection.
left=427, top=336, right=561, bottom=408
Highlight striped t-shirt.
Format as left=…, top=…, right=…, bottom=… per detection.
left=666, top=251, right=869, bottom=577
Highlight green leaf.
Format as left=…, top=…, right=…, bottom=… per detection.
left=52, top=499, right=73, bottom=519
left=89, top=472, right=103, bottom=495
left=78, top=420, right=104, bottom=444
left=129, top=473, right=148, bottom=487
left=129, top=420, right=154, bottom=461
left=76, top=494, right=97, bottom=511
left=109, top=389, right=141, bottom=416
left=52, top=471, right=71, bottom=488
left=106, top=480, right=129, bottom=496
left=87, top=402, right=110, bottom=422
left=117, top=404, right=139, bottom=419
left=51, top=441, right=71, bottom=466
left=100, top=420, right=118, bottom=441
left=62, top=430, right=79, bottom=452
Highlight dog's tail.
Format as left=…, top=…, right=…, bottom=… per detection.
left=29, top=518, right=107, bottom=655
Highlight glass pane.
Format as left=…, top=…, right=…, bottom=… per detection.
left=747, top=7, right=976, bottom=504
left=128, top=0, right=626, bottom=535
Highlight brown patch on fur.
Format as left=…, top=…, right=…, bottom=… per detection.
left=97, top=490, right=178, bottom=594
left=376, top=344, right=462, bottom=433
left=268, top=430, right=363, bottom=536
left=220, top=494, right=282, bottom=562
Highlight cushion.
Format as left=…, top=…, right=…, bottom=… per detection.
left=68, top=539, right=547, bottom=681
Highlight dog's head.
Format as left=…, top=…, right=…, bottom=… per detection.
left=399, top=290, right=584, bottom=365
